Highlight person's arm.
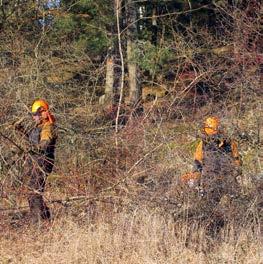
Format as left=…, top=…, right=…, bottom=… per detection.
left=231, top=140, right=241, bottom=166
left=193, top=140, right=203, bottom=172
left=180, top=140, right=203, bottom=186
left=38, top=124, right=55, bottom=152
left=14, top=123, right=29, bottom=138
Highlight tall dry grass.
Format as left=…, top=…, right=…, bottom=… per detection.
left=0, top=2, right=262, bottom=264
left=0, top=209, right=262, bottom=264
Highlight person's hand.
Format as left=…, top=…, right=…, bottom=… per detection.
left=24, top=144, right=40, bottom=155
left=13, top=117, right=26, bottom=132
left=14, top=123, right=24, bottom=133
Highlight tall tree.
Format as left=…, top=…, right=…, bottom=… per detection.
left=126, top=0, right=141, bottom=106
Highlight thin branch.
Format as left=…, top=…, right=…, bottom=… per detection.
left=115, top=0, right=125, bottom=135
left=120, top=4, right=211, bottom=35
left=0, top=131, right=24, bottom=152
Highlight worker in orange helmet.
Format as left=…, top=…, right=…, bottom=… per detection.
left=182, top=117, right=241, bottom=194
left=194, top=116, right=240, bottom=172
left=192, top=116, right=241, bottom=198
left=16, top=99, right=57, bottom=222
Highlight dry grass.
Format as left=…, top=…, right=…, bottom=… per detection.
left=1, top=107, right=262, bottom=264
left=0, top=209, right=262, bottom=264
left=0, top=2, right=262, bottom=263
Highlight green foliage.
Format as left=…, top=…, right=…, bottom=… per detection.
left=51, top=0, right=113, bottom=56
left=54, top=16, right=77, bottom=35
left=74, top=32, right=109, bottom=56
left=63, top=0, right=98, bottom=15
left=134, top=41, right=173, bottom=76
left=73, top=37, right=88, bottom=55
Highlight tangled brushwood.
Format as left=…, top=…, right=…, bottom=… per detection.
left=0, top=0, right=262, bottom=262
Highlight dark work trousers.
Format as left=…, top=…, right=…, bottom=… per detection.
left=26, top=155, right=52, bottom=222
left=201, top=149, right=239, bottom=203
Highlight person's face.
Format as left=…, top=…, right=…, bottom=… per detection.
left=32, top=109, right=47, bottom=124
left=32, top=112, right=41, bottom=124
left=204, top=127, right=218, bottom=136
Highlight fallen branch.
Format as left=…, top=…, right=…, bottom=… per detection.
left=0, top=195, right=116, bottom=212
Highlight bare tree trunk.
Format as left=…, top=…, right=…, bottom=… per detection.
left=113, top=0, right=124, bottom=107
left=151, top=2, right=158, bottom=46
left=102, top=1, right=122, bottom=106
left=126, top=0, right=141, bottom=107
left=104, top=55, right=114, bottom=104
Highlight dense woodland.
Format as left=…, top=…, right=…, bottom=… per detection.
left=0, top=1, right=262, bottom=263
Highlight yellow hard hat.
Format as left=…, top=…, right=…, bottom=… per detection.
left=204, top=116, right=220, bottom=135
left=31, top=99, right=49, bottom=114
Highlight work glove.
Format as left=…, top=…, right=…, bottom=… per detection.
left=25, top=145, right=39, bottom=155
left=14, top=123, right=24, bottom=132
left=14, top=124, right=29, bottom=138
left=13, top=118, right=28, bottom=137
left=24, top=144, right=46, bottom=156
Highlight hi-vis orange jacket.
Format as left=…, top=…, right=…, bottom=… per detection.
left=194, top=134, right=240, bottom=173
left=28, top=120, right=57, bottom=174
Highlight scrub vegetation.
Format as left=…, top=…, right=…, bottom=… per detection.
left=0, top=0, right=262, bottom=263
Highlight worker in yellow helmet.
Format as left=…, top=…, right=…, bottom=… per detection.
left=16, top=99, right=57, bottom=222
left=182, top=117, right=241, bottom=193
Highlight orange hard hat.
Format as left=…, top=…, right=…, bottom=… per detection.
left=204, top=116, right=220, bottom=135
left=31, top=99, right=49, bottom=114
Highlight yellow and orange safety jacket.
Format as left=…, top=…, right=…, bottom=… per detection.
left=194, top=134, right=240, bottom=173
left=27, top=120, right=57, bottom=174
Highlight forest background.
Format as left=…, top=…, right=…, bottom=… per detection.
left=0, top=0, right=262, bottom=263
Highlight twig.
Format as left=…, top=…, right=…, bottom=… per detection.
left=115, top=0, right=125, bottom=135
left=0, top=131, right=24, bottom=152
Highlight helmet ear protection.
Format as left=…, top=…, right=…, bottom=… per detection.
left=46, top=111, right=55, bottom=124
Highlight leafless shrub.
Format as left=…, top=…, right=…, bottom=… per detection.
left=0, top=3, right=262, bottom=262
